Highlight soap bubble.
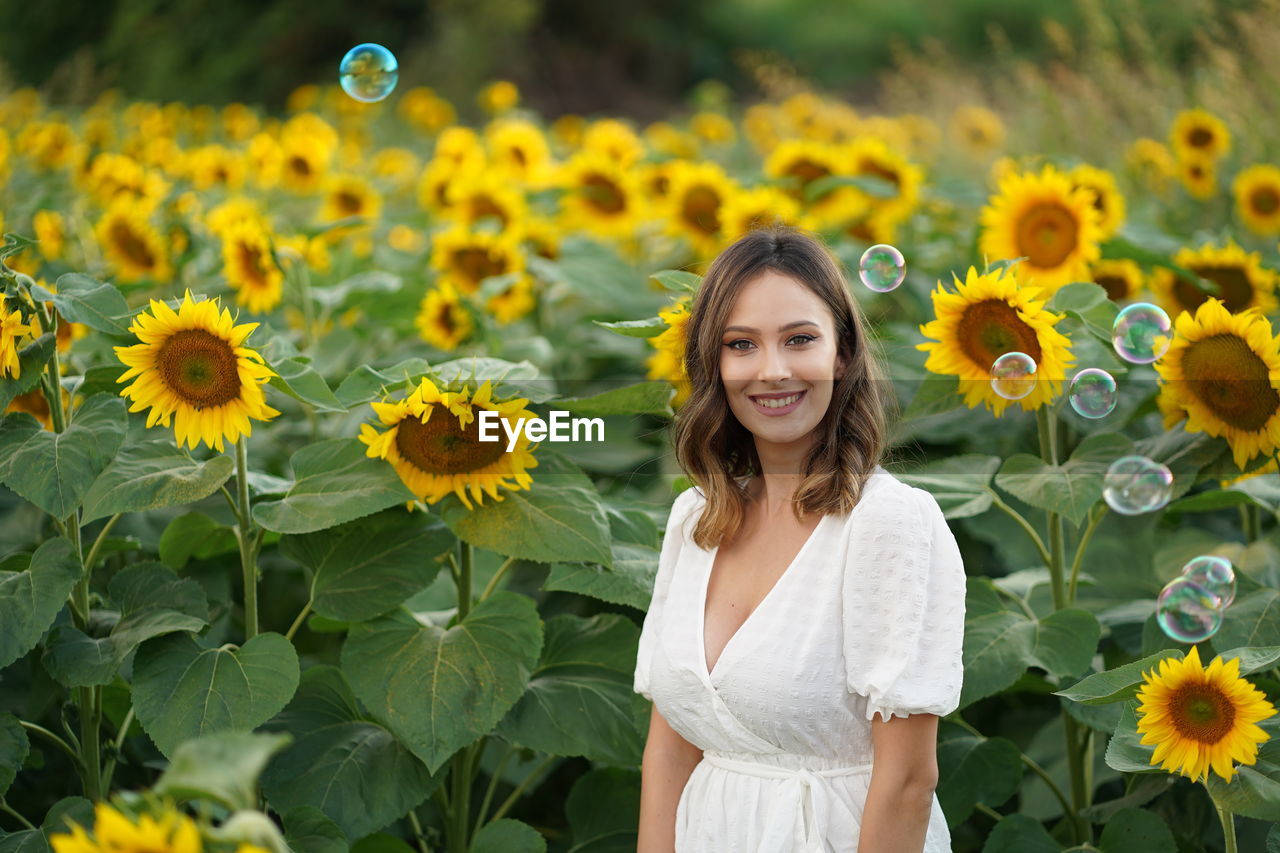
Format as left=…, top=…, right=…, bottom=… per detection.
left=1156, top=576, right=1224, bottom=643
left=1068, top=368, right=1118, bottom=419
left=1180, top=555, right=1236, bottom=608
left=339, top=44, right=399, bottom=103
left=990, top=351, right=1037, bottom=400
left=1112, top=302, right=1172, bottom=364
left=858, top=244, right=906, bottom=292
left=1103, top=455, right=1173, bottom=515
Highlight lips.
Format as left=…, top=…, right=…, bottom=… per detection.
left=749, top=390, right=806, bottom=412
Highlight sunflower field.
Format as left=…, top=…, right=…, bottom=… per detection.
left=3, top=3, right=1280, bottom=852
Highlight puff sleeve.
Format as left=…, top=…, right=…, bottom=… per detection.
left=842, top=485, right=967, bottom=723
left=633, top=487, right=697, bottom=702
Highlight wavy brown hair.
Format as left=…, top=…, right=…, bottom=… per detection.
left=672, top=226, right=901, bottom=550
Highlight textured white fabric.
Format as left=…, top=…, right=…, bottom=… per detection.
left=633, top=466, right=966, bottom=852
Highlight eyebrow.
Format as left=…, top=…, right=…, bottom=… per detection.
left=722, top=320, right=820, bottom=334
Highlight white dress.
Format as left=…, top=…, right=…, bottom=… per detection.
left=633, top=465, right=966, bottom=852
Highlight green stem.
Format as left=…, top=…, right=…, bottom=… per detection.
left=478, top=557, right=516, bottom=602
left=1207, top=784, right=1238, bottom=853
left=487, top=755, right=556, bottom=824
left=990, top=494, right=1052, bottom=568
left=1240, top=503, right=1259, bottom=544
left=974, top=802, right=1003, bottom=822
left=992, top=584, right=1038, bottom=621
left=285, top=600, right=312, bottom=642
left=406, top=809, right=430, bottom=853
left=18, top=721, right=84, bottom=769
left=458, top=543, right=472, bottom=620
left=100, top=707, right=134, bottom=795
left=234, top=439, right=258, bottom=640
left=1068, top=505, right=1108, bottom=606
left=82, top=515, right=123, bottom=574
left=0, top=799, right=37, bottom=831
left=473, top=744, right=517, bottom=839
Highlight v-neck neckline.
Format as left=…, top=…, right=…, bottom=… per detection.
left=698, top=510, right=832, bottom=684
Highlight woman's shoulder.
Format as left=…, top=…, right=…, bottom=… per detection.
left=843, top=465, right=929, bottom=526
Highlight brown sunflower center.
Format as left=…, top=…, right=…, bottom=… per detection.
left=1250, top=187, right=1280, bottom=215
left=1169, top=681, right=1236, bottom=744
left=1014, top=202, right=1079, bottom=269
left=468, top=195, right=509, bottom=227
left=1188, top=127, right=1214, bottom=149
left=108, top=221, right=157, bottom=270
left=336, top=191, right=363, bottom=215
left=237, top=242, right=273, bottom=289
left=1093, top=274, right=1129, bottom=302
left=394, top=407, right=507, bottom=475
left=156, top=329, right=242, bottom=410
left=958, top=299, right=1043, bottom=370
left=1180, top=332, right=1279, bottom=432
left=859, top=161, right=902, bottom=195
left=681, top=185, right=721, bottom=234
left=785, top=158, right=830, bottom=188
left=288, top=155, right=312, bottom=177
left=452, top=247, right=506, bottom=287
left=510, top=146, right=528, bottom=167
left=1173, top=265, right=1254, bottom=314
left=436, top=302, right=456, bottom=335
left=582, top=173, right=626, bottom=214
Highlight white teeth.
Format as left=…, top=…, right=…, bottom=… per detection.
left=755, top=392, right=801, bottom=408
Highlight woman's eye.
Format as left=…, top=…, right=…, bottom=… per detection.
left=726, top=339, right=752, bottom=351
left=789, top=334, right=816, bottom=345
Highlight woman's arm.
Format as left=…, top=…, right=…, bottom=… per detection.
left=857, top=713, right=941, bottom=853
left=637, top=704, right=704, bottom=853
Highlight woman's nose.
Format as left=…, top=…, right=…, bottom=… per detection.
left=758, top=344, right=791, bottom=381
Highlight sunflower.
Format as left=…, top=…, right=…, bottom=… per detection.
left=430, top=225, right=526, bottom=296
left=1170, top=108, right=1231, bottom=163
left=49, top=801, right=201, bottom=853
left=434, top=126, right=487, bottom=172
left=221, top=102, right=260, bottom=141
left=556, top=151, right=646, bottom=240
left=1154, top=297, right=1280, bottom=470
left=206, top=196, right=271, bottom=239
left=319, top=173, right=382, bottom=225
left=1068, top=164, right=1126, bottom=240
left=388, top=224, right=428, bottom=254
left=221, top=219, right=284, bottom=314
left=949, top=105, right=1005, bottom=159
left=114, top=291, right=280, bottom=452
left=486, top=275, right=537, bottom=325
left=664, top=160, right=738, bottom=257
left=646, top=297, right=692, bottom=408
left=1090, top=258, right=1144, bottom=303
left=78, top=153, right=169, bottom=211
left=484, top=118, right=553, bottom=187
left=0, top=292, right=35, bottom=379
left=398, top=87, right=456, bottom=135
left=358, top=377, right=539, bottom=510
left=1233, top=164, right=1280, bottom=235
left=246, top=132, right=283, bottom=189
left=978, top=164, right=1103, bottom=295
left=185, top=144, right=247, bottom=191
left=1149, top=241, right=1278, bottom=318
left=916, top=265, right=1076, bottom=417
left=719, top=186, right=803, bottom=241
left=370, top=147, right=421, bottom=194
left=845, top=136, right=924, bottom=233
left=581, top=118, right=646, bottom=166
left=415, top=280, right=473, bottom=351
left=522, top=218, right=562, bottom=261
left=644, top=122, right=699, bottom=159
left=1135, top=645, right=1275, bottom=783
left=1177, top=154, right=1217, bottom=201
left=95, top=199, right=173, bottom=284
left=418, top=156, right=476, bottom=214
left=34, top=209, right=65, bottom=260
left=1127, top=137, right=1177, bottom=192
left=442, top=170, right=529, bottom=235
left=279, top=135, right=331, bottom=194
left=764, top=139, right=866, bottom=228
left=478, top=80, right=519, bottom=115
left=691, top=112, right=736, bottom=146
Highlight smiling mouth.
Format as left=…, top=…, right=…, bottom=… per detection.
left=750, top=390, right=805, bottom=409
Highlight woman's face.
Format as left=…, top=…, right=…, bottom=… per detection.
left=719, top=270, right=846, bottom=459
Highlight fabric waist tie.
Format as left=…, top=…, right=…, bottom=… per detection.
left=701, top=753, right=873, bottom=853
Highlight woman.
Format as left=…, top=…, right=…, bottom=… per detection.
left=633, top=226, right=966, bottom=852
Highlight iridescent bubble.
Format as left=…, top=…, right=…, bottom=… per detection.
left=1112, top=302, right=1172, bottom=364
left=858, top=244, right=906, bottom=292
left=339, top=44, right=399, bottom=103
left=1103, top=455, right=1174, bottom=515
left=1156, top=576, right=1224, bottom=643
left=990, top=351, right=1037, bottom=400
left=1180, top=555, right=1236, bottom=608
left=1068, top=368, right=1117, bottom=419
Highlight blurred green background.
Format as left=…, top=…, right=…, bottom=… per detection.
left=1, top=0, right=1262, bottom=115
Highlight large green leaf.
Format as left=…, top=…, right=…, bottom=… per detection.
left=42, top=561, right=209, bottom=687
left=259, top=334, right=344, bottom=413
left=469, top=820, right=545, bottom=853
left=153, top=730, right=293, bottom=812
left=553, top=382, right=673, bottom=417
left=281, top=807, right=348, bottom=853
left=543, top=541, right=658, bottom=611
left=564, top=767, right=641, bottom=853
left=1104, top=699, right=1161, bottom=774
left=976, top=813, right=1061, bottom=853
left=0, top=830, right=49, bottom=853
left=132, top=631, right=300, bottom=758
left=46, top=274, right=132, bottom=336
left=1096, top=807, right=1177, bottom=853
left=340, top=593, right=543, bottom=774
left=280, top=509, right=453, bottom=622
left=592, top=317, right=667, bottom=339
left=896, top=454, right=1000, bottom=518
left=995, top=432, right=1134, bottom=526
left=261, top=665, right=441, bottom=840
left=334, top=358, right=432, bottom=409
left=0, top=334, right=55, bottom=411
left=440, top=450, right=611, bottom=566
left=252, top=438, right=417, bottom=534
left=0, top=713, right=29, bottom=796
left=1055, top=649, right=1185, bottom=705
left=934, top=723, right=1022, bottom=828
left=1215, top=588, right=1280, bottom=649
left=0, top=538, right=81, bottom=670
left=79, top=441, right=235, bottom=523
left=1204, top=727, right=1280, bottom=822
left=495, top=614, right=644, bottom=765
left=959, top=608, right=1100, bottom=709
left=158, top=512, right=238, bottom=569
left=1030, top=609, right=1102, bottom=679
left=0, top=394, right=127, bottom=518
